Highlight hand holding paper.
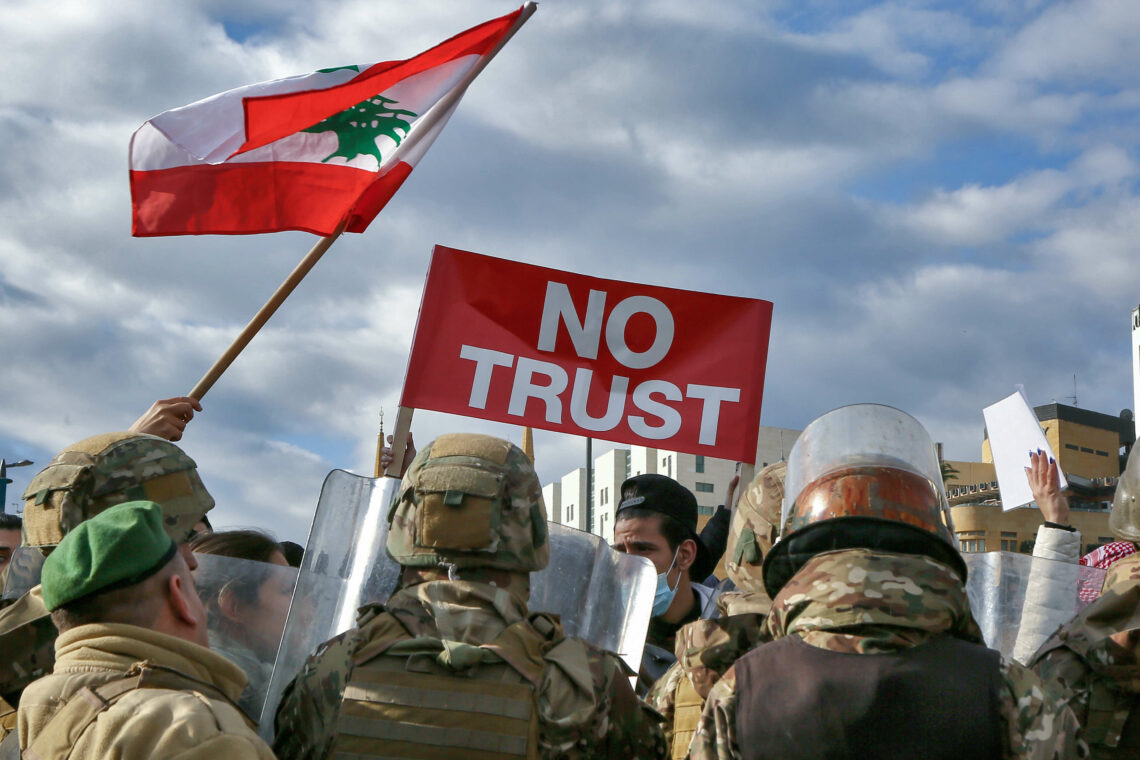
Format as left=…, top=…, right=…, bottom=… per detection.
left=982, top=388, right=1066, bottom=510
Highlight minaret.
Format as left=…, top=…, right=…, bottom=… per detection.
left=521, top=426, right=534, bottom=463
left=1133, top=307, right=1140, bottom=440
left=373, top=410, right=385, bottom=477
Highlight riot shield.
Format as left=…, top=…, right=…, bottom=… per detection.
left=258, top=470, right=399, bottom=738
left=191, top=553, right=298, bottom=722
left=964, top=551, right=1105, bottom=664
left=531, top=522, right=656, bottom=672
left=2, top=546, right=44, bottom=601
left=259, top=470, right=658, bottom=739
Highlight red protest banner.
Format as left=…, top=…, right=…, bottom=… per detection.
left=401, top=246, right=773, bottom=462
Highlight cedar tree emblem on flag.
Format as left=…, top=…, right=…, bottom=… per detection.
left=130, top=6, right=529, bottom=237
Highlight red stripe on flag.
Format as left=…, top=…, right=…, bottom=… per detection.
left=130, top=161, right=412, bottom=237
left=234, top=6, right=523, bottom=157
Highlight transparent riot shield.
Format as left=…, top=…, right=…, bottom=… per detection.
left=2, top=546, right=44, bottom=600
left=191, top=553, right=298, bottom=722
left=964, top=551, right=1105, bottom=664
left=531, top=523, right=656, bottom=672
left=259, top=470, right=658, bottom=739
left=259, top=470, right=400, bottom=738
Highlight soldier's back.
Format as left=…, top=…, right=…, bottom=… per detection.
left=275, top=593, right=665, bottom=760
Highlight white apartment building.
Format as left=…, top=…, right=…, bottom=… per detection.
left=547, top=425, right=802, bottom=542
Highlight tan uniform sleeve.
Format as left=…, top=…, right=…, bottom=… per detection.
left=166, top=734, right=278, bottom=760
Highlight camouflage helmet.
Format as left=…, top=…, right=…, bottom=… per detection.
left=1109, top=446, right=1140, bottom=542
left=725, top=461, right=786, bottom=595
left=21, top=432, right=213, bottom=549
left=762, top=404, right=966, bottom=598
left=387, top=433, right=549, bottom=573
left=1101, top=551, right=1140, bottom=595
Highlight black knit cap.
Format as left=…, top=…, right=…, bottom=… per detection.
left=617, top=474, right=714, bottom=580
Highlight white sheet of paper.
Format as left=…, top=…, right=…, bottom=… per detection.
left=982, top=388, right=1067, bottom=511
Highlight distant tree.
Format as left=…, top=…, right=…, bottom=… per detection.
left=940, top=460, right=960, bottom=485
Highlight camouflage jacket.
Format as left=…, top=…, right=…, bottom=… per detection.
left=0, top=586, right=56, bottom=742
left=689, top=549, right=1088, bottom=760
left=1030, top=555, right=1140, bottom=756
left=273, top=578, right=666, bottom=760
left=646, top=592, right=768, bottom=752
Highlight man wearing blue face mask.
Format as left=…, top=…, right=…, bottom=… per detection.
left=613, top=474, right=716, bottom=696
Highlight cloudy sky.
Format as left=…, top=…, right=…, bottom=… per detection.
left=2, top=0, right=1137, bottom=543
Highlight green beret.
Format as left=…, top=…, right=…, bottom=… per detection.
left=42, top=500, right=176, bottom=612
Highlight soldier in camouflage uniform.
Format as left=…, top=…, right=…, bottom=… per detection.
left=1029, top=448, right=1140, bottom=757
left=0, top=432, right=213, bottom=744
left=646, top=462, right=784, bottom=759
left=273, top=433, right=666, bottom=760
left=689, top=404, right=1086, bottom=760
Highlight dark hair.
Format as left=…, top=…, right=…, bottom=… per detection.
left=615, top=507, right=691, bottom=554
left=0, top=514, right=21, bottom=530
left=191, top=530, right=287, bottom=641
left=190, top=529, right=282, bottom=564
left=279, top=540, right=304, bottom=568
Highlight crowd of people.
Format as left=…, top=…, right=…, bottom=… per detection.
left=0, top=396, right=1138, bottom=759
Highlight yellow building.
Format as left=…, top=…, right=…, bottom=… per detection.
left=947, top=403, right=1133, bottom=556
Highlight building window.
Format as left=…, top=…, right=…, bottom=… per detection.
left=1096, top=450, right=1109, bottom=457
left=695, top=482, right=715, bottom=493
left=698, top=506, right=715, bottom=516
left=1000, top=532, right=1017, bottom=552
left=958, top=530, right=986, bottom=553
left=695, top=455, right=705, bottom=473
left=1065, top=444, right=1079, bottom=450
left=600, top=487, right=608, bottom=506
left=1081, top=447, right=1094, bottom=454
left=566, top=504, right=574, bottom=522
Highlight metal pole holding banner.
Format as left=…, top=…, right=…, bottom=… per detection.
left=734, top=423, right=767, bottom=509
left=586, top=437, right=594, bottom=534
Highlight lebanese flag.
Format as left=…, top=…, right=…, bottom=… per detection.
left=130, top=5, right=531, bottom=237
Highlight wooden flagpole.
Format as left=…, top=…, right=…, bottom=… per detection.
left=186, top=3, right=537, bottom=402
left=187, top=220, right=345, bottom=400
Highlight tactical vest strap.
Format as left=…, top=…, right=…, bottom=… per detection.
left=22, top=662, right=252, bottom=760
left=670, top=675, right=702, bottom=760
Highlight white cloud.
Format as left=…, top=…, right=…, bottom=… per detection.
left=989, top=0, right=1140, bottom=86
left=1, top=0, right=1137, bottom=543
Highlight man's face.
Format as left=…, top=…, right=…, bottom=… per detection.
left=613, top=515, right=676, bottom=575
left=0, top=528, right=21, bottom=571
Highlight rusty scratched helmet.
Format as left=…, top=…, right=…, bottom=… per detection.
left=761, top=404, right=965, bottom=598
left=21, top=432, right=214, bottom=549
left=386, top=433, right=549, bottom=573
left=1109, top=447, right=1140, bottom=542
